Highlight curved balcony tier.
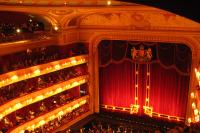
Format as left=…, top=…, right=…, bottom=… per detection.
left=0, top=75, right=89, bottom=119
left=10, top=95, right=89, bottom=133
left=0, top=55, right=88, bottom=88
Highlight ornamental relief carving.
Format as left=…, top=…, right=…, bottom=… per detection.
left=48, top=9, right=74, bottom=16
left=79, top=12, right=200, bottom=30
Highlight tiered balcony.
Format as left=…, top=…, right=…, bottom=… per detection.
left=0, top=54, right=90, bottom=132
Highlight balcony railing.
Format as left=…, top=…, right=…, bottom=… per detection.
left=0, top=75, right=89, bottom=119
left=9, top=95, right=89, bottom=133
left=0, top=55, right=88, bottom=88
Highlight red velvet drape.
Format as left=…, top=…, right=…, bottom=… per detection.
left=100, top=61, right=189, bottom=118
left=99, top=61, right=135, bottom=107
left=149, top=63, right=189, bottom=117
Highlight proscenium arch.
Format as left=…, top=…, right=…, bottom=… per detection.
left=88, top=31, right=200, bottom=124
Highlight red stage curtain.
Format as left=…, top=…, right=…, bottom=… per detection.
left=149, top=63, right=189, bottom=117
left=100, top=61, right=189, bottom=118
left=99, top=40, right=191, bottom=118
left=99, top=61, right=135, bottom=107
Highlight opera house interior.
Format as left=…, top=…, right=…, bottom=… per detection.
left=0, top=0, right=200, bottom=133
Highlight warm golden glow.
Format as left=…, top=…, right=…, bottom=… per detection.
left=16, top=28, right=21, bottom=33
left=192, top=102, right=196, bottom=109
left=0, top=55, right=88, bottom=88
left=107, top=1, right=111, bottom=5
left=195, top=68, right=200, bottom=86
left=0, top=75, right=88, bottom=119
left=191, top=92, right=195, bottom=98
left=195, top=115, right=200, bottom=122
left=194, top=109, right=199, bottom=116
left=54, top=26, right=59, bottom=31
left=10, top=96, right=89, bottom=133
left=11, top=75, right=18, bottom=81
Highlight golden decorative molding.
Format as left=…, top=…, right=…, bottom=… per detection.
left=0, top=55, right=88, bottom=88
left=0, top=75, right=89, bottom=119
left=79, top=12, right=200, bottom=31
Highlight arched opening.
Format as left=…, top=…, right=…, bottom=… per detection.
left=98, top=40, right=191, bottom=122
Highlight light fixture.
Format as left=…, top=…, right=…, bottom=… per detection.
left=16, top=28, right=21, bottom=33
left=195, top=65, right=200, bottom=87
left=107, top=1, right=111, bottom=5
left=54, top=26, right=59, bottom=31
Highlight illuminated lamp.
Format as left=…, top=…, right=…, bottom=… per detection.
left=39, top=120, right=45, bottom=126
left=11, top=75, right=18, bottom=81
left=13, top=103, right=22, bottom=110
left=19, top=130, right=24, bottom=133
left=195, top=115, right=200, bottom=122
left=54, top=26, right=59, bottom=31
left=58, top=111, right=64, bottom=116
left=107, top=1, right=111, bottom=5
left=194, top=109, right=199, bottom=116
left=34, top=69, right=40, bottom=75
left=192, top=102, right=196, bottom=109
left=191, top=92, right=195, bottom=98
left=195, top=65, right=200, bottom=87
left=71, top=59, right=77, bottom=64
left=54, top=64, right=61, bottom=70
left=16, top=28, right=21, bottom=33
left=188, top=117, right=192, bottom=124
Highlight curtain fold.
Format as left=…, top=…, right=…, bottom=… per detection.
left=149, top=63, right=189, bottom=117
left=99, top=40, right=191, bottom=119
left=99, top=61, right=135, bottom=107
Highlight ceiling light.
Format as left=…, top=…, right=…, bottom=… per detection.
left=107, top=1, right=111, bottom=5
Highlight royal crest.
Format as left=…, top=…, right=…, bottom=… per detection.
left=131, top=45, right=152, bottom=62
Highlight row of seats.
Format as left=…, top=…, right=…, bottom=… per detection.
left=65, top=110, right=186, bottom=133
left=0, top=64, right=87, bottom=105
left=0, top=44, right=89, bottom=132
left=0, top=21, right=45, bottom=43
left=1, top=88, right=88, bottom=133
left=0, top=44, right=88, bottom=74
left=23, top=103, right=89, bottom=133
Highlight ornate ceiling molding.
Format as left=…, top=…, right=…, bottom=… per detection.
left=78, top=11, right=200, bottom=32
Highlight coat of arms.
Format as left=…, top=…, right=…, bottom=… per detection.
left=131, top=45, right=152, bottom=62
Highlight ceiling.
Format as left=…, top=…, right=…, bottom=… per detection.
left=0, top=0, right=134, bottom=6
left=121, top=0, right=200, bottom=23
left=0, top=0, right=199, bottom=23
